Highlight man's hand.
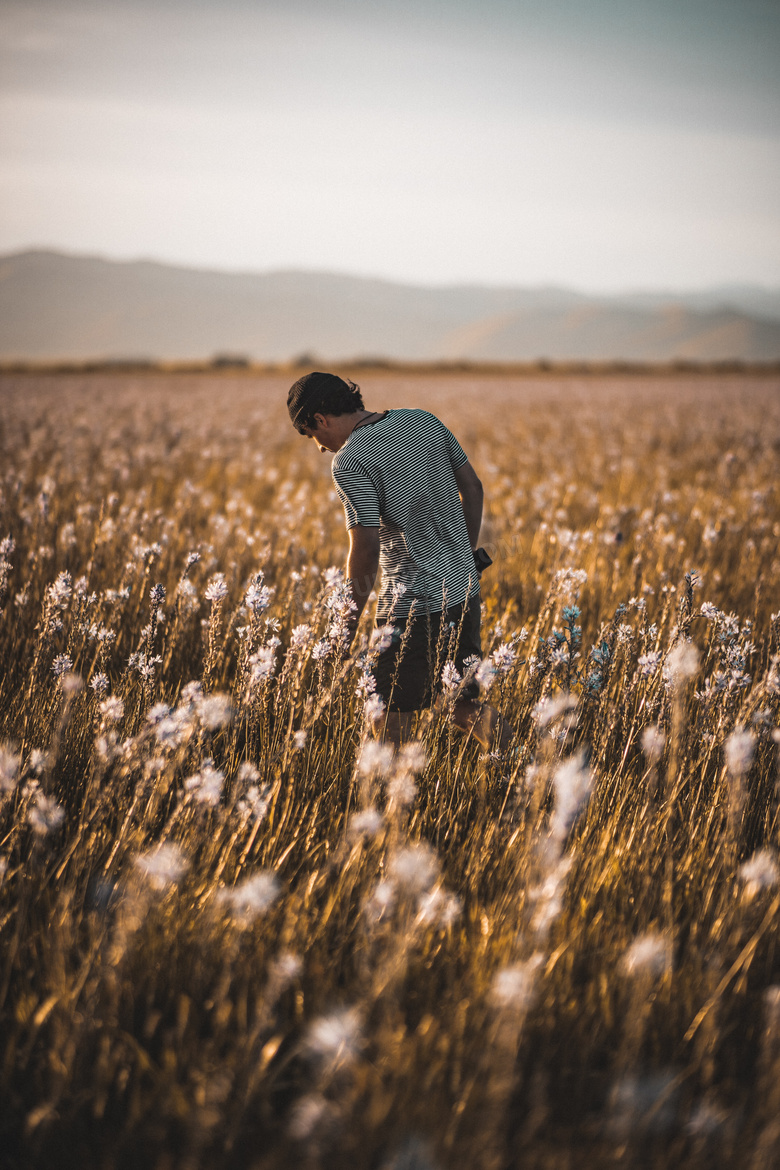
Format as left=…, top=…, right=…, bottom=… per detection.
left=346, top=525, right=380, bottom=640
left=453, top=461, right=484, bottom=549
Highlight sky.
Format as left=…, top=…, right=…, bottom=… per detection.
left=1, top=0, right=779, bottom=291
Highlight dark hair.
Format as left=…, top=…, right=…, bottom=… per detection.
left=287, top=372, right=364, bottom=433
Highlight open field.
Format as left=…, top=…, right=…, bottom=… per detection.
left=1, top=370, right=779, bottom=1169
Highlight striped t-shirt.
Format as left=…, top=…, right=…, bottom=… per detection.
left=331, top=408, right=480, bottom=620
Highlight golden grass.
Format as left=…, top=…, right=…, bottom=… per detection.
left=0, top=370, right=779, bottom=1169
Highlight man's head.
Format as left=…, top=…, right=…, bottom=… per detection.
left=287, top=371, right=365, bottom=435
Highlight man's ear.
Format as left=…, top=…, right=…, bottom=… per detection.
left=312, top=412, right=328, bottom=429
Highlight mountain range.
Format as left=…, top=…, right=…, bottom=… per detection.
left=1, top=249, right=779, bottom=363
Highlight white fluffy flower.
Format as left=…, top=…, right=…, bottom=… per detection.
left=205, top=574, right=228, bottom=602
left=304, top=1008, right=362, bottom=1067
left=724, top=728, right=755, bottom=778
left=621, top=932, right=672, bottom=978
left=28, top=793, right=65, bottom=836
left=217, top=871, right=280, bottom=923
left=134, top=842, right=188, bottom=889
left=349, top=808, right=384, bottom=838
left=641, top=725, right=665, bottom=764
left=390, top=843, right=439, bottom=894
left=490, top=954, right=545, bottom=1009
left=739, top=849, right=780, bottom=899
left=550, top=750, right=593, bottom=841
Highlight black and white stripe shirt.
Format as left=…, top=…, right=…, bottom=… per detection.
left=331, top=408, right=480, bottom=620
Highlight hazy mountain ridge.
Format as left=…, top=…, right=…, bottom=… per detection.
left=1, top=249, right=779, bottom=362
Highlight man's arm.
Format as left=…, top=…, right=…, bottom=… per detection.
left=453, top=461, right=484, bottom=549
left=346, top=524, right=380, bottom=637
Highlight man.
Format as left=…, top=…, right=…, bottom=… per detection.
left=288, top=371, right=511, bottom=751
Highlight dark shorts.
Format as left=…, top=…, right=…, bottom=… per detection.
left=371, top=596, right=483, bottom=713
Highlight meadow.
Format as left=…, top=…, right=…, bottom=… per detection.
left=0, top=369, right=779, bottom=1169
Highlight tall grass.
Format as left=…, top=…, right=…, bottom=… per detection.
left=1, top=371, right=779, bottom=1169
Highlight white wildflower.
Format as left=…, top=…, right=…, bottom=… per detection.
left=134, top=842, right=188, bottom=889
left=397, top=741, right=427, bottom=775
left=184, top=761, right=224, bottom=806
left=550, top=750, right=593, bottom=841
left=724, top=728, right=755, bottom=778
left=700, top=602, right=721, bottom=621
left=663, top=642, right=700, bottom=686
left=237, top=784, right=272, bottom=824
left=293, top=730, right=307, bottom=750
left=416, top=886, right=461, bottom=929
left=475, top=658, right=497, bottom=690
left=217, top=871, right=280, bottom=923
left=205, top=573, right=228, bottom=602
left=490, top=954, right=545, bottom=1010
left=641, top=725, right=665, bottom=764
left=90, top=672, right=109, bottom=695
left=492, top=642, right=516, bottom=673
left=52, top=654, right=73, bottom=679
left=304, top=1007, right=362, bottom=1068
left=289, top=624, right=313, bottom=650
left=357, top=740, right=394, bottom=778
left=197, top=693, right=233, bottom=729
left=0, top=746, right=21, bottom=793
left=349, top=807, right=384, bottom=838
left=387, top=772, right=417, bottom=807
left=100, top=696, right=125, bottom=723
left=441, top=661, right=462, bottom=693
left=637, top=651, right=662, bottom=677
left=738, top=849, right=780, bottom=899
left=369, top=625, right=396, bottom=652
left=364, top=693, right=386, bottom=723
left=28, top=793, right=65, bottom=836
left=311, top=639, right=331, bottom=661
left=532, top=693, right=576, bottom=729
left=146, top=702, right=171, bottom=725
left=621, top=932, right=672, bottom=978
left=390, top=843, right=439, bottom=894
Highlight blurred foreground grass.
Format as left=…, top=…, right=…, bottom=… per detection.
left=0, top=371, right=779, bottom=1169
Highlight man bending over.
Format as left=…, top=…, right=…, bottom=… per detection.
left=288, top=371, right=512, bottom=752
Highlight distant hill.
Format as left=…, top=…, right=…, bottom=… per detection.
left=1, top=249, right=779, bottom=362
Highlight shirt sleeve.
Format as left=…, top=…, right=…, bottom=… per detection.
left=443, top=423, right=469, bottom=469
left=332, top=460, right=381, bottom=529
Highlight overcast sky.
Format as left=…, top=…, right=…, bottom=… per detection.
left=1, top=0, right=778, bottom=290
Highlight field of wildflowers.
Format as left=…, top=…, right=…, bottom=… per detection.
left=1, top=370, right=779, bottom=1169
